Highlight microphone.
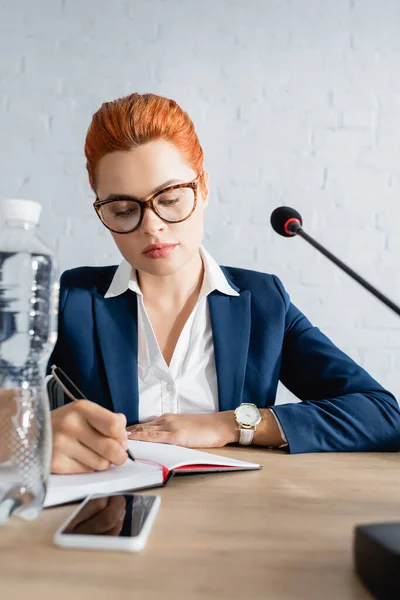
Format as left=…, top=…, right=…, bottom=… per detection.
left=271, top=205, right=400, bottom=599
left=270, top=206, right=400, bottom=317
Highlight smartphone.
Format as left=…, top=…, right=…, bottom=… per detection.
left=54, top=493, right=161, bottom=552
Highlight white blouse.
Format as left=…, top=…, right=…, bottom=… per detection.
left=104, top=246, right=287, bottom=444
left=105, top=246, right=238, bottom=422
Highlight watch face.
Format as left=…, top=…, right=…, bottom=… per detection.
left=235, top=404, right=261, bottom=426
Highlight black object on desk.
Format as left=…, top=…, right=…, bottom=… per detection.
left=354, top=522, right=400, bottom=600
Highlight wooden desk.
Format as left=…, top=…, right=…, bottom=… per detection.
left=1, top=448, right=399, bottom=600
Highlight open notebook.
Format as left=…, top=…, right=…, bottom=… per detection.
left=44, top=440, right=261, bottom=507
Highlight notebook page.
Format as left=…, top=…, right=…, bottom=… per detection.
left=128, top=440, right=260, bottom=471
left=44, top=458, right=163, bottom=508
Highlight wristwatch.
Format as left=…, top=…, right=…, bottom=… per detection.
left=234, top=403, right=263, bottom=446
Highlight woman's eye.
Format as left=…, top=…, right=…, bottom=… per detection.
left=115, top=209, right=134, bottom=217
left=109, top=204, right=139, bottom=217
left=159, top=198, right=179, bottom=206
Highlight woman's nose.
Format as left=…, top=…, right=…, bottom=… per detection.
left=140, top=206, right=166, bottom=235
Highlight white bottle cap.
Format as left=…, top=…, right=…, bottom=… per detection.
left=0, top=199, right=42, bottom=225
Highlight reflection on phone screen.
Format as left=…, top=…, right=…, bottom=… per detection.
left=63, top=494, right=157, bottom=538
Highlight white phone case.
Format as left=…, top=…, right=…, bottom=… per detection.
left=54, top=493, right=161, bottom=552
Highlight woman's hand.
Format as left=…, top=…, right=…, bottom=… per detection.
left=51, top=400, right=129, bottom=474
left=126, top=412, right=240, bottom=448
left=0, top=389, right=20, bottom=462
left=127, top=409, right=285, bottom=449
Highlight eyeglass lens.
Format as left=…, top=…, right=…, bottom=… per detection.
left=99, top=186, right=195, bottom=233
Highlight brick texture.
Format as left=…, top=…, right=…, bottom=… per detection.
left=1, top=0, right=400, bottom=402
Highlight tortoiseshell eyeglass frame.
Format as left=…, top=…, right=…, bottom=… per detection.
left=93, top=172, right=203, bottom=235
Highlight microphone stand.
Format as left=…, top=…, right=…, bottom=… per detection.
left=286, top=219, right=400, bottom=599
left=288, top=221, right=400, bottom=317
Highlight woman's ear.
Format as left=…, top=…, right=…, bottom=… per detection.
left=201, top=171, right=210, bottom=207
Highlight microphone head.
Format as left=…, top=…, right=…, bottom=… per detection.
left=270, top=206, right=303, bottom=237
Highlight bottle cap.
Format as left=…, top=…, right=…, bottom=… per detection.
left=0, top=199, right=42, bottom=225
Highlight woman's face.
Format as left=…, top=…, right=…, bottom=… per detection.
left=96, top=140, right=209, bottom=276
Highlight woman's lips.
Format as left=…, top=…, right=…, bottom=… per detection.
left=142, top=243, right=179, bottom=259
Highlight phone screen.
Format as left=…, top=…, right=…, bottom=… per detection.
left=61, top=494, right=157, bottom=538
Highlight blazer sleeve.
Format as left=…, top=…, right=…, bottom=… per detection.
left=270, top=276, right=400, bottom=454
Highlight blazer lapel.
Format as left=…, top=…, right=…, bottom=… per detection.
left=93, top=291, right=139, bottom=425
left=208, top=289, right=251, bottom=412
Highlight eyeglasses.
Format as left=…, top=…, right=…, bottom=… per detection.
left=93, top=172, right=203, bottom=234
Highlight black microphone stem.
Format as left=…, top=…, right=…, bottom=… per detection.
left=274, top=209, right=400, bottom=600
left=295, top=227, right=400, bottom=318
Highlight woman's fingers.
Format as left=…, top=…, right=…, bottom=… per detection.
left=127, top=421, right=174, bottom=443
left=52, top=434, right=111, bottom=473
left=51, top=450, right=96, bottom=475
left=51, top=401, right=128, bottom=474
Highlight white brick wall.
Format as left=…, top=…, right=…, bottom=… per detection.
left=1, top=0, right=400, bottom=402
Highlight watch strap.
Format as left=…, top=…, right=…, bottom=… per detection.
left=239, top=428, right=254, bottom=446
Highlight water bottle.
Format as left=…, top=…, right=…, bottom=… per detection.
left=0, top=199, right=58, bottom=523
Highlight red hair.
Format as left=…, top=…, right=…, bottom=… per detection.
left=84, top=92, right=205, bottom=193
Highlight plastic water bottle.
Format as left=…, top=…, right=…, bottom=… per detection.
left=0, top=199, right=58, bottom=523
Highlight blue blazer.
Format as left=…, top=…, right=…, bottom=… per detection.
left=48, top=265, right=400, bottom=454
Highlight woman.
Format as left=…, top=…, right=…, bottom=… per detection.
left=49, top=92, right=400, bottom=474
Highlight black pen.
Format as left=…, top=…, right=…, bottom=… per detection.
left=126, top=447, right=136, bottom=462
left=50, top=364, right=135, bottom=463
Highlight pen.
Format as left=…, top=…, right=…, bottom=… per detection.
left=50, top=364, right=135, bottom=463
left=125, top=448, right=136, bottom=462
